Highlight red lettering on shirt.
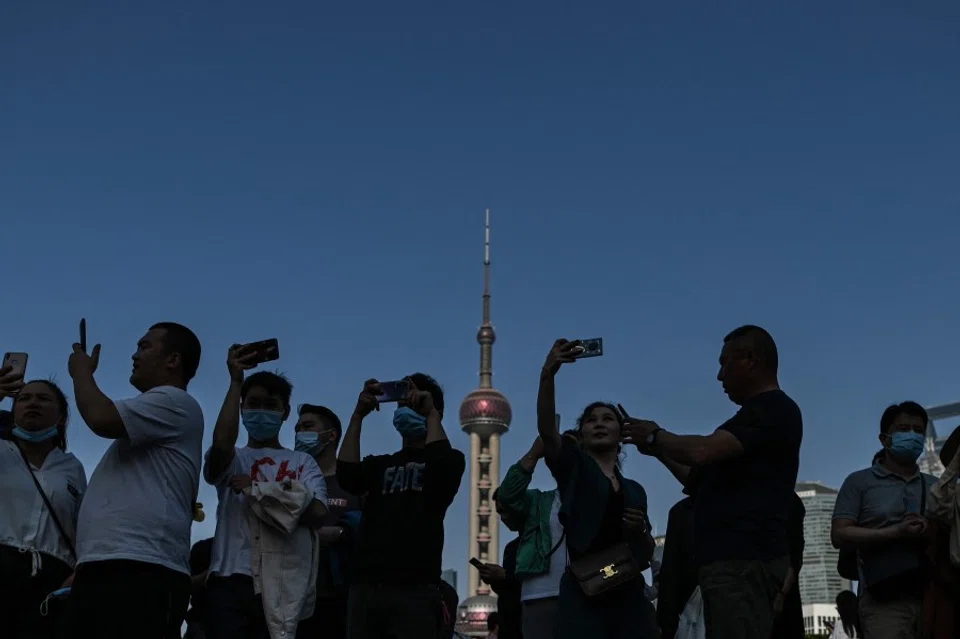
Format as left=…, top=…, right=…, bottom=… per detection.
left=275, top=460, right=297, bottom=482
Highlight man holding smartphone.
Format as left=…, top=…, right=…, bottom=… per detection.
left=66, top=322, right=205, bottom=639
left=337, top=375, right=466, bottom=639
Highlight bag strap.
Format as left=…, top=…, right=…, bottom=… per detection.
left=545, top=530, right=566, bottom=561
left=16, top=444, right=77, bottom=560
left=921, top=473, right=927, bottom=515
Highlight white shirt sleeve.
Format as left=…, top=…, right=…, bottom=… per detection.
left=114, top=387, right=192, bottom=449
left=299, top=453, right=328, bottom=507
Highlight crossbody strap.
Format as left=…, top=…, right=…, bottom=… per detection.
left=16, top=444, right=77, bottom=561
left=545, top=530, right=566, bottom=561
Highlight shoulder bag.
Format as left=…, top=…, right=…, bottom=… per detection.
left=16, top=445, right=77, bottom=561
left=568, top=540, right=640, bottom=597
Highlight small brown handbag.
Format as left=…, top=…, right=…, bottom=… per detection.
left=568, top=541, right=641, bottom=597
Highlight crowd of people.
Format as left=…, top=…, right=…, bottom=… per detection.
left=1, top=321, right=959, bottom=639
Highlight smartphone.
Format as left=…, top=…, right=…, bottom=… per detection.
left=572, top=337, right=603, bottom=359
left=376, top=380, right=409, bottom=403
left=2, top=352, right=28, bottom=380
left=469, top=557, right=483, bottom=568
left=616, top=403, right=630, bottom=420
left=239, top=339, right=280, bottom=365
left=80, top=318, right=87, bottom=351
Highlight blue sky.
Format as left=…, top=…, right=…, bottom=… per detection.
left=3, top=1, right=959, bottom=597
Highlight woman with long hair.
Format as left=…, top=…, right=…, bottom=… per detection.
left=536, top=339, right=658, bottom=638
left=831, top=590, right=861, bottom=638
left=0, top=376, right=87, bottom=638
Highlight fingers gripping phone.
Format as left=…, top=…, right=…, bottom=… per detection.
left=239, top=339, right=280, bottom=365
left=376, top=380, right=409, bottom=403
left=2, top=352, right=28, bottom=379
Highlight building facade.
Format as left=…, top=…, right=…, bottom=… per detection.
left=802, top=603, right=841, bottom=636
left=918, top=401, right=960, bottom=477
left=795, top=481, right=850, bottom=606
left=441, top=569, right=458, bottom=592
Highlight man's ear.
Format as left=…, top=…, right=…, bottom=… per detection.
left=282, top=404, right=291, bottom=421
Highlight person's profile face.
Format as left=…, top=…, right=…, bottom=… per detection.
left=13, top=382, right=62, bottom=432
left=580, top=406, right=620, bottom=450
left=130, top=328, right=170, bottom=391
left=717, top=342, right=752, bottom=404
left=295, top=413, right=339, bottom=446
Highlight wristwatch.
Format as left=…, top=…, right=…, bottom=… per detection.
left=645, top=427, right=663, bottom=447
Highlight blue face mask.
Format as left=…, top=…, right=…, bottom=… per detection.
left=294, top=431, right=330, bottom=456
left=393, top=407, right=427, bottom=439
left=242, top=410, right=284, bottom=442
left=12, top=425, right=59, bottom=443
left=888, top=431, right=925, bottom=462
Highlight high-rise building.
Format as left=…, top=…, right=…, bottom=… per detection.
left=918, top=401, right=960, bottom=477
left=441, top=569, right=458, bottom=592
left=795, top=481, right=850, bottom=606
left=455, top=211, right=512, bottom=637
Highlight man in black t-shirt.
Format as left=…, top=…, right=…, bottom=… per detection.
left=337, top=374, right=466, bottom=639
left=623, top=325, right=803, bottom=639
left=294, top=403, right=362, bottom=639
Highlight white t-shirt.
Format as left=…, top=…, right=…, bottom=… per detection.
left=205, top=445, right=327, bottom=578
left=0, top=441, right=87, bottom=568
left=521, top=493, right=566, bottom=601
left=76, top=386, right=204, bottom=575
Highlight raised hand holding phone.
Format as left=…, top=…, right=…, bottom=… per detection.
left=68, top=319, right=100, bottom=379
left=0, top=353, right=27, bottom=399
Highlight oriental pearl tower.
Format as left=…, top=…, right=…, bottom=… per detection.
left=459, top=210, right=512, bottom=601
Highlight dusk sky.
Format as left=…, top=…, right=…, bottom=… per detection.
left=3, top=0, right=959, bottom=597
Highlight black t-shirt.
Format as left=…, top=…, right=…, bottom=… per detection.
left=693, top=390, right=802, bottom=566
left=338, top=439, right=466, bottom=584
left=314, top=473, right=363, bottom=597
left=587, top=482, right=624, bottom=555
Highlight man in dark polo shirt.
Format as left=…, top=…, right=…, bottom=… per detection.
left=624, top=325, right=802, bottom=639
left=831, top=401, right=936, bottom=639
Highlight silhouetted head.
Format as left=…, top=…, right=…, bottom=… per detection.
left=716, top=325, right=778, bottom=405
left=131, top=322, right=202, bottom=392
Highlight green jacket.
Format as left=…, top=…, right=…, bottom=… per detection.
left=497, top=461, right=561, bottom=580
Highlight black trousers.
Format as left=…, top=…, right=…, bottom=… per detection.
left=206, top=574, right=271, bottom=639
left=346, top=583, right=442, bottom=639
left=297, top=592, right=348, bottom=639
left=67, top=559, right=191, bottom=639
left=0, top=545, right=73, bottom=639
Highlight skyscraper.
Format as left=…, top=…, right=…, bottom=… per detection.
left=918, top=401, right=960, bottom=477
left=459, top=210, right=513, bottom=599
left=795, top=481, right=850, bottom=605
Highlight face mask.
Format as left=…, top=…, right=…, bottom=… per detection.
left=294, top=431, right=330, bottom=456
left=12, top=425, right=59, bottom=443
left=242, top=410, right=284, bottom=442
left=888, top=431, right=925, bottom=462
left=393, top=407, right=427, bottom=439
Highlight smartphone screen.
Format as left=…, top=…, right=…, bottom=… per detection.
left=240, top=339, right=280, bottom=365
left=80, top=319, right=87, bottom=351
left=376, top=380, right=409, bottom=403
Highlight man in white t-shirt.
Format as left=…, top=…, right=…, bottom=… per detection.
left=204, top=346, right=328, bottom=639
left=66, top=321, right=204, bottom=639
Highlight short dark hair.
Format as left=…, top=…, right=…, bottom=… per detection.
left=241, top=371, right=293, bottom=406
left=723, top=324, right=778, bottom=374
left=879, top=401, right=929, bottom=435
left=12, top=379, right=70, bottom=451
left=298, top=403, right=342, bottom=442
left=409, top=372, right=444, bottom=416
left=151, top=322, right=202, bottom=383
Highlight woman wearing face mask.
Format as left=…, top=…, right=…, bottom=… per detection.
left=203, top=349, right=328, bottom=639
left=535, top=340, right=658, bottom=639
left=0, top=375, right=87, bottom=639
left=294, top=403, right=362, bottom=639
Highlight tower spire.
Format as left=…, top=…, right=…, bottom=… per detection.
left=478, top=209, right=495, bottom=389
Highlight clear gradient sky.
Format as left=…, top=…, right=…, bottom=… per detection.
left=3, top=1, right=959, bottom=598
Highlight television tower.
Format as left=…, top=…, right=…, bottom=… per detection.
left=459, top=209, right=512, bottom=598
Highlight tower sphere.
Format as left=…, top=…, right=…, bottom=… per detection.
left=459, top=388, right=512, bottom=438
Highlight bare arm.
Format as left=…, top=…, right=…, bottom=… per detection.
left=425, top=407, right=447, bottom=445
left=831, top=519, right=906, bottom=550
left=206, top=381, right=242, bottom=482
left=299, top=501, right=328, bottom=527
left=653, top=430, right=744, bottom=467
left=536, top=370, right=563, bottom=468
left=338, top=413, right=364, bottom=464
left=73, top=373, right=126, bottom=439
left=656, top=452, right=692, bottom=485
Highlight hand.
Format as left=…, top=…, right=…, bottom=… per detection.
left=229, top=475, right=253, bottom=494
left=354, top=379, right=381, bottom=418
left=405, top=378, right=436, bottom=417
left=896, top=514, right=928, bottom=539
left=0, top=363, right=24, bottom=400
left=227, top=344, right=259, bottom=385
left=773, top=591, right=785, bottom=615
left=620, top=412, right=661, bottom=454
left=68, top=343, right=101, bottom=379
left=477, top=563, right=507, bottom=584
left=623, top=507, right=649, bottom=535
left=542, top=339, right=582, bottom=377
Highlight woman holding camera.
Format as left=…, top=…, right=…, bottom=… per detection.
left=0, top=370, right=87, bottom=639
left=536, top=339, right=658, bottom=639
